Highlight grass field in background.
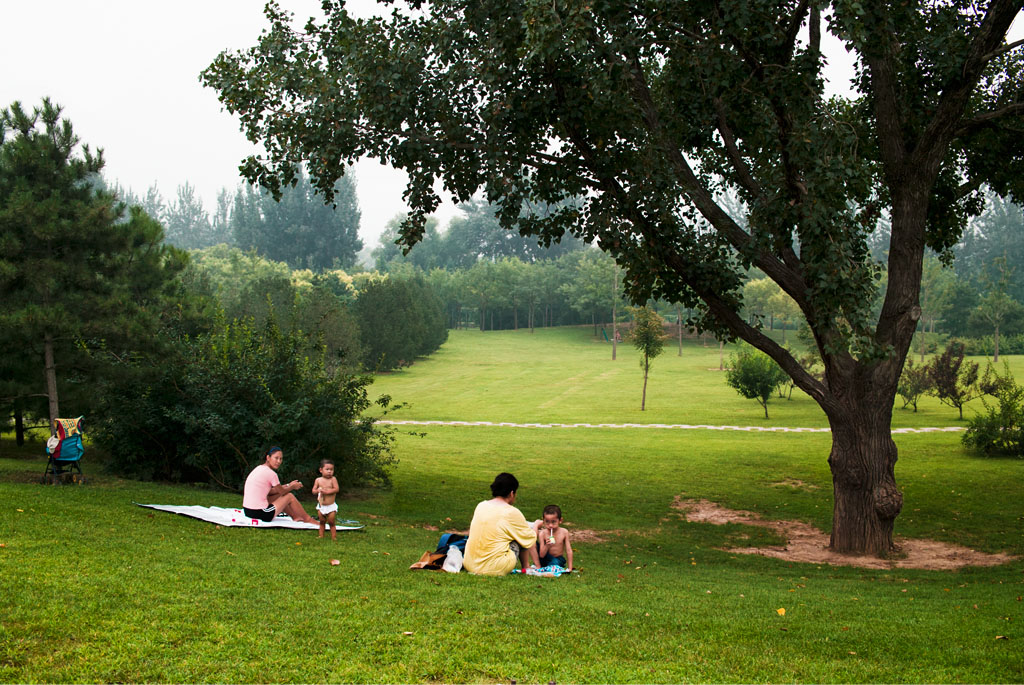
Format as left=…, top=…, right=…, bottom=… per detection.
left=369, top=327, right=1021, bottom=428
left=2, top=327, right=1023, bottom=682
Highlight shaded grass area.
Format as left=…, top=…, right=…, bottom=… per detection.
left=370, top=327, right=1023, bottom=429
left=2, top=425, right=1022, bottom=682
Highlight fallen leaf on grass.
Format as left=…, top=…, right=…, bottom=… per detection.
left=995, top=635, right=1009, bottom=640
left=0, top=543, right=6, bottom=548
left=848, top=651, right=857, bottom=655
left=383, top=552, right=391, bottom=556
left=225, top=551, right=235, bottom=556
left=841, top=626, right=849, bottom=631
left=607, top=610, right=616, bottom=616
left=295, top=542, right=302, bottom=546
left=403, top=631, right=414, bottom=636
left=16, top=509, right=23, bottom=513
left=330, top=559, right=340, bottom=566
left=776, top=608, right=786, bottom=616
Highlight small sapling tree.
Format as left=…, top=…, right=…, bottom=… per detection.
left=898, top=358, right=933, bottom=412
left=928, top=342, right=981, bottom=420
left=726, top=345, right=790, bottom=419
left=630, top=306, right=666, bottom=411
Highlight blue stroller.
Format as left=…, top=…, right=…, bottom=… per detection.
left=43, top=416, right=86, bottom=484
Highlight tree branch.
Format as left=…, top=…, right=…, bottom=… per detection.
left=713, top=97, right=764, bottom=200
left=700, top=289, right=834, bottom=409
left=781, top=0, right=813, bottom=63
left=619, top=49, right=809, bottom=305
left=956, top=176, right=984, bottom=201
left=721, top=20, right=811, bottom=209
left=809, top=4, right=821, bottom=60
left=911, top=0, right=1022, bottom=174
left=981, top=37, right=1024, bottom=63
left=955, top=101, right=1024, bottom=137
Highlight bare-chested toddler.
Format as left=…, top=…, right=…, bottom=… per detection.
left=311, top=459, right=340, bottom=540
left=530, top=504, right=573, bottom=571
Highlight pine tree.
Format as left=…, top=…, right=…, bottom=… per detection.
left=0, top=99, right=186, bottom=425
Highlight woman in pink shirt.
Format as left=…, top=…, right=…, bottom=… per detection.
left=242, top=446, right=315, bottom=523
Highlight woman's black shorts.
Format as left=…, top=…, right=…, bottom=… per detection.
left=243, top=505, right=277, bottom=522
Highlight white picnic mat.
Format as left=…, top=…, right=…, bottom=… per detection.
left=134, top=503, right=363, bottom=530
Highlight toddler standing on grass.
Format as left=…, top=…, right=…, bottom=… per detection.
left=312, top=459, right=340, bottom=540
left=531, top=504, right=573, bottom=571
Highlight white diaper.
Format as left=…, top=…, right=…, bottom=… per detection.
left=316, top=502, right=339, bottom=515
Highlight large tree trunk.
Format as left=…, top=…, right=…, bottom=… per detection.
left=677, top=305, right=683, bottom=356
left=919, top=320, right=926, bottom=363
left=827, top=412, right=903, bottom=554
left=15, top=407, right=25, bottom=447
left=43, top=333, right=59, bottom=426
left=611, top=308, right=617, bottom=361
left=641, top=358, right=648, bottom=411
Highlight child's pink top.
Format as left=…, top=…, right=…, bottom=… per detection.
left=242, top=464, right=280, bottom=509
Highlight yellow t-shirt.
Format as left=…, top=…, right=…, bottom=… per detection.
left=463, top=499, right=538, bottom=576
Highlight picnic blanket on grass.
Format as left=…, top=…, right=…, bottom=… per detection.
left=134, top=503, right=363, bottom=530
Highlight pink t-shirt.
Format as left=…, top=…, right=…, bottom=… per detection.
left=242, top=464, right=280, bottom=509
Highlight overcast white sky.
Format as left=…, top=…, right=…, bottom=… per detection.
left=0, top=0, right=453, bottom=250
left=2, top=3, right=1019, bottom=249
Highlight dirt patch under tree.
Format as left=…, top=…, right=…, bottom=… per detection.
left=671, top=497, right=1017, bottom=571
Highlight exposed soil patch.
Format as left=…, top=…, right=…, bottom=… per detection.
left=770, top=478, right=819, bottom=490
left=671, top=497, right=1017, bottom=571
left=569, top=528, right=614, bottom=544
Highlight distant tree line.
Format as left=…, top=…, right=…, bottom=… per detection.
left=113, top=168, right=363, bottom=271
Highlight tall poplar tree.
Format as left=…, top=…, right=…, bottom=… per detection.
left=203, top=1, right=1024, bottom=554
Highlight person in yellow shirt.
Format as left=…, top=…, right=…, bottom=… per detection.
left=463, top=472, right=540, bottom=575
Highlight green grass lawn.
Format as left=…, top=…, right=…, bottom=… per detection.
left=2, top=328, right=1023, bottom=682
left=370, top=327, right=1023, bottom=428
